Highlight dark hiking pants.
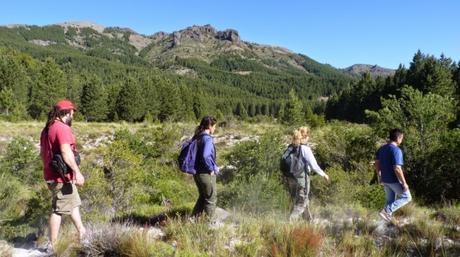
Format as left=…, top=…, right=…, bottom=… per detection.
left=192, top=173, right=217, bottom=219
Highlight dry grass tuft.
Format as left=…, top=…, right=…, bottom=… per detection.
left=80, top=222, right=173, bottom=257
left=265, top=223, right=322, bottom=257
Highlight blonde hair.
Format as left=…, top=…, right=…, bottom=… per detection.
left=291, top=126, right=310, bottom=145
left=298, top=126, right=310, bottom=138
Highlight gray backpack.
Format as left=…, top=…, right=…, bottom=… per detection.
left=280, top=144, right=310, bottom=178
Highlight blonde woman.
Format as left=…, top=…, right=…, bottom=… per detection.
left=285, top=126, right=330, bottom=221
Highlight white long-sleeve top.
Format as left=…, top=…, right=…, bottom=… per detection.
left=300, top=144, right=326, bottom=177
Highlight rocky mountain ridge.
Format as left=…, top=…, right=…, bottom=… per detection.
left=343, top=64, right=395, bottom=77
left=0, top=21, right=396, bottom=90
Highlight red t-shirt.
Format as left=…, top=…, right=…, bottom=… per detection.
left=40, top=120, right=77, bottom=182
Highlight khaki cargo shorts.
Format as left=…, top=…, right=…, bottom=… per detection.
left=47, top=182, right=81, bottom=215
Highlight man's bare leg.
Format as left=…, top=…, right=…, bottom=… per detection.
left=70, top=207, right=86, bottom=241
left=49, top=213, right=62, bottom=248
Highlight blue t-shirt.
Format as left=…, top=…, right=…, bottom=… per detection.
left=376, top=143, right=403, bottom=183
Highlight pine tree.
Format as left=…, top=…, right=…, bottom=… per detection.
left=235, top=102, right=248, bottom=120
left=106, top=82, right=122, bottom=121
left=28, top=58, right=66, bottom=119
left=0, top=50, right=30, bottom=105
left=282, top=89, right=303, bottom=125
left=407, top=52, right=455, bottom=96
left=215, top=109, right=224, bottom=121
left=193, top=94, right=206, bottom=120
left=116, top=76, right=145, bottom=122
left=157, top=81, right=182, bottom=121
left=247, top=103, right=256, bottom=117
left=80, top=75, right=108, bottom=121
left=0, top=88, right=14, bottom=116
left=179, top=85, right=196, bottom=121
left=140, top=74, right=161, bottom=121
left=261, top=103, right=269, bottom=116
left=63, top=64, right=83, bottom=106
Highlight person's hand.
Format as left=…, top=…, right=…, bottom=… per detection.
left=402, top=183, right=409, bottom=192
left=378, top=175, right=384, bottom=186
left=323, top=174, right=330, bottom=183
left=75, top=172, right=85, bottom=186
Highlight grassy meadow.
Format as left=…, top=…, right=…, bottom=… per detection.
left=0, top=120, right=459, bottom=257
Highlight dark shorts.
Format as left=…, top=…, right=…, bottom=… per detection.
left=47, top=182, right=81, bottom=215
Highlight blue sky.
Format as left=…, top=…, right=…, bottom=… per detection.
left=1, top=0, right=459, bottom=69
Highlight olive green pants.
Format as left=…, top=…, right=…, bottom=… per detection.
left=192, top=173, right=217, bottom=219
left=287, top=175, right=312, bottom=221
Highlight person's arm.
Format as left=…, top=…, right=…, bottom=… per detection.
left=394, top=165, right=408, bottom=191
left=60, top=143, right=84, bottom=186
left=374, top=160, right=382, bottom=184
left=202, top=136, right=218, bottom=173
left=302, top=146, right=329, bottom=182
left=393, top=148, right=407, bottom=191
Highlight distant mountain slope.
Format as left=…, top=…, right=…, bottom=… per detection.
left=343, top=64, right=395, bottom=77
left=0, top=21, right=358, bottom=100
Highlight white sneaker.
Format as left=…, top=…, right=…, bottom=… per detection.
left=379, top=209, right=392, bottom=222
left=208, top=220, right=224, bottom=229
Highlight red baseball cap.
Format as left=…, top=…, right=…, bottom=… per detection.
left=55, top=99, right=77, bottom=111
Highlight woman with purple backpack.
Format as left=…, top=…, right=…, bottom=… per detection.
left=191, top=116, right=219, bottom=220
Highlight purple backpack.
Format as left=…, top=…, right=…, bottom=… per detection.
left=178, top=135, right=206, bottom=174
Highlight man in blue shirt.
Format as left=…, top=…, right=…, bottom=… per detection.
left=375, top=128, right=412, bottom=222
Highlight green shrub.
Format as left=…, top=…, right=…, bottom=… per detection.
left=79, top=165, right=113, bottom=222
left=434, top=204, right=460, bottom=227
left=147, top=167, right=196, bottom=208
left=0, top=173, right=30, bottom=221
left=311, top=165, right=384, bottom=210
left=0, top=136, right=41, bottom=185
left=82, top=128, right=196, bottom=220
left=101, top=139, right=144, bottom=214
left=0, top=179, right=50, bottom=241
left=114, top=124, right=180, bottom=161
left=220, top=172, right=290, bottom=213
left=314, top=122, right=377, bottom=171
left=220, top=132, right=290, bottom=213
left=422, top=129, right=460, bottom=202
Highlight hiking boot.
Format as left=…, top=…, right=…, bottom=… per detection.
left=379, top=208, right=392, bottom=222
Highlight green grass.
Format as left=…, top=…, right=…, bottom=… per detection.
left=1, top=121, right=459, bottom=256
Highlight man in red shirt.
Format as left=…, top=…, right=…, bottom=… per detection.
left=40, top=100, right=85, bottom=249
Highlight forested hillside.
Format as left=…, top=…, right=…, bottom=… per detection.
left=0, top=23, right=356, bottom=123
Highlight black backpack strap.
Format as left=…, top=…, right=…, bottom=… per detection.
left=46, top=128, right=71, bottom=183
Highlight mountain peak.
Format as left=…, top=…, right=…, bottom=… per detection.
left=182, top=24, right=217, bottom=34
left=56, top=21, right=106, bottom=33
left=170, top=24, right=241, bottom=45
left=343, top=64, right=395, bottom=77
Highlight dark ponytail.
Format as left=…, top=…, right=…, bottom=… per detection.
left=194, top=116, right=217, bottom=137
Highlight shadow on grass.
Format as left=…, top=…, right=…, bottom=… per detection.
left=111, top=207, right=190, bottom=226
